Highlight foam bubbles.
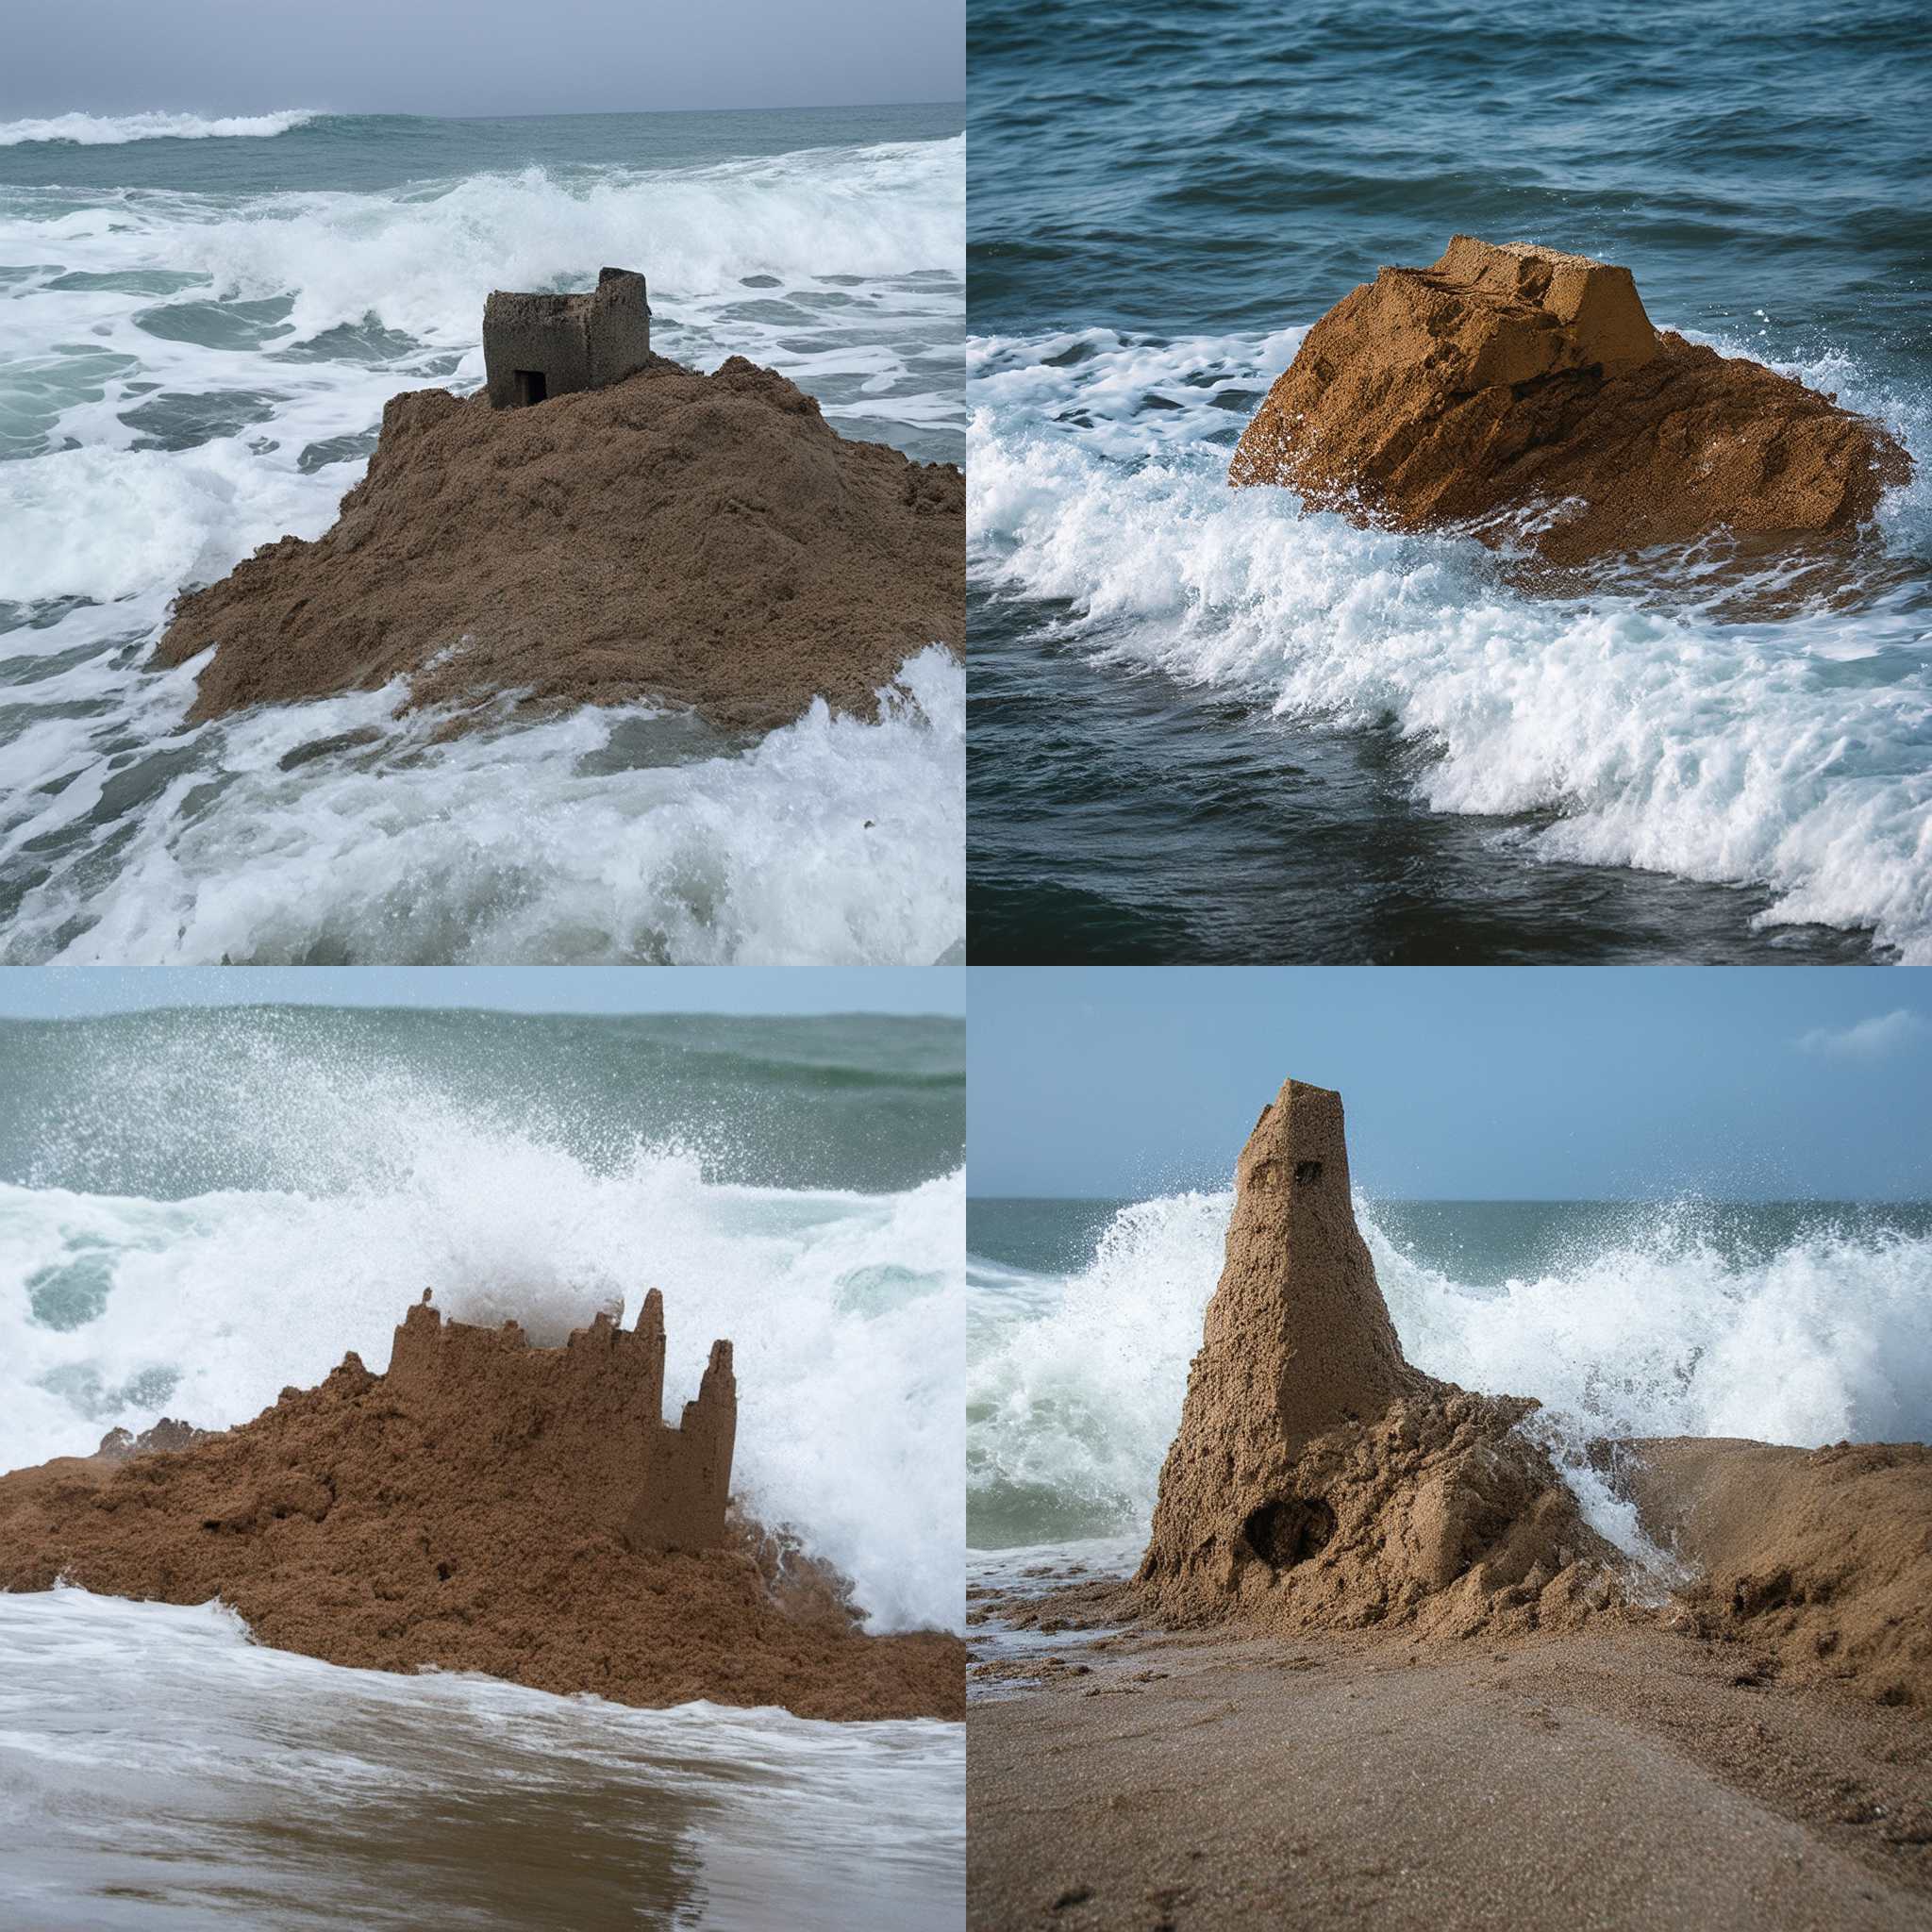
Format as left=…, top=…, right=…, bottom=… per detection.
left=968, top=324, right=1932, bottom=959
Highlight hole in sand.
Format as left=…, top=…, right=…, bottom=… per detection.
left=1241, top=1497, right=1336, bottom=1572
left=513, top=369, right=548, bottom=408
left=1293, top=1160, right=1324, bottom=1186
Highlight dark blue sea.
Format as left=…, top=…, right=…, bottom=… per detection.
left=967, top=0, right=1932, bottom=963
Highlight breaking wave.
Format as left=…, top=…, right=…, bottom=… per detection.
left=967, top=1191, right=1932, bottom=1554
left=0, top=109, right=323, bottom=147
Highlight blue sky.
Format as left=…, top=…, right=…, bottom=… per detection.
left=0, top=968, right=964, bottom=1020
left=967, top=969, right=1932, bottom=1201
left=3, top=0, right=961, bottom=120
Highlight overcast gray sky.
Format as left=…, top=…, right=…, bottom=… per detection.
left=3, top=0, right=962, bottom=120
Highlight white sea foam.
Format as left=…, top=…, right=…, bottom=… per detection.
left=967, top=1192, right=1932, bottom=1561
left=2, top=646, right=964, bottom=967
left=1, top=1068, right=964, bottom=1631
left=0, top=1589, right=962, bottom=1930
left=0, top=109, right=322, bottom=147
left=968, top=324, right=1932, bottom=959
left=0, top=132, right=964, bottom=963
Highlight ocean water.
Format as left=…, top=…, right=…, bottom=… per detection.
left=967, top=0, right=1932, bottom=963
left=0, top=1004, right=965, bottom=1926
left=0, top=106, right=965, bottom=964
left=967, top=1192, right=1932, bottom=1568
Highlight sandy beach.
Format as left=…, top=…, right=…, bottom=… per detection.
left=969, top=1609, right=1932, bottom=1931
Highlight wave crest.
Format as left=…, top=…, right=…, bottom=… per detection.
left=0, top=109, right=323, bottom=148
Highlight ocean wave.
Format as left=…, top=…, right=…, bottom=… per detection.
left=0, top=644, right=964, bottom=967
left=968, top=325, right=1932, bottom=960
left=2, top=1134, right=965, bottom=1635
left=0, top=109, right=323, bottom=148
left=967, top=1192, right=1932, bottom=1557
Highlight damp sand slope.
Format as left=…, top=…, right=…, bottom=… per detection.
left=967, top=1619, right=1932, bottom=1932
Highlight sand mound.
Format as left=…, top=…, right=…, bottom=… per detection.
left=0, top=1292, right=962, bottom=1722
left=153, top=355, right=964, bottom=734
left=1136, top=1078, right=1621, bottom=1638
left=1130, top=1074, right=1932, bottom=1707
left=1228, top=236, right=1909, bottom=565
left=1620, top=1438, right=1932, bottom=1708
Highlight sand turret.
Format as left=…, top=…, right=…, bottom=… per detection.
left=1137, top=1074, right=1614, bottom=1636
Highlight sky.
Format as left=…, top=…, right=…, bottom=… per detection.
left=0, top=968, right=964, bottom=1020
left=967, top=968, right=1932, bottom=1201
left=1, top=0, right=962, bottom=121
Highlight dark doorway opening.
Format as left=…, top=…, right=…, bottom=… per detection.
left=514, top=369, right=548, bottom=408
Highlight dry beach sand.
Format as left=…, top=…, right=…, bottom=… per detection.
left=967, top=1077, right=1932, bottom=1929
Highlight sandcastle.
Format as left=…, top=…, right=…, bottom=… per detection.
left=1132, top=1074, right=1932, bottom=1704
left=1229, top=236, right=1909, bottom=564
left=1137, top=1076, right=1615, bottom=1638
left=482, top=265, right=652, bottom=408
left=383, top=1289, right=735, bottom=1553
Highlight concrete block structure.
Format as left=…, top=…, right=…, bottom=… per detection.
left=482, top=266, right=652, bottom=409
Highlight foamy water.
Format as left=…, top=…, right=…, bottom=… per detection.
left=968, top=324, right=1932, bottom=959
left=0, top=114, right=964, bottom=963
left=0, top=110, right=325, bottom=147
left=2, top=1008, right=965, bottom=1635
left=967, top=1191, right=1932, bottom=1565
left=0, top=1588, right=963, bottom=1931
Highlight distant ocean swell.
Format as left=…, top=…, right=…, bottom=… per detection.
left=0, top=109, right=325, bottom=147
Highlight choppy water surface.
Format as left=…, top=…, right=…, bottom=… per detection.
left=0, top=1590, right=963, bottom=1932
left=0, top=1004, right=965, bottom=1925
left=0, top=106, right=965, bottom=963
left=968, top=0, right=1932, bottom=961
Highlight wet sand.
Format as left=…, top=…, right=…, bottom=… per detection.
left=968, top=1616, right=1932, bottom=1931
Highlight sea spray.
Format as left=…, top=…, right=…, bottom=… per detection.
left=2, top=1008, right=965, bottom=1634
left=968, top=323, right=1932, bottom=959
left=967, top=1191, right=1932, bottom=1560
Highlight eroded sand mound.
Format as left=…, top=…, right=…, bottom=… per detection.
left=1228, top=236, right=1909, bottom=564
left=1621, top=1438, right=1932, bottom=1708
left=1126, top=1075, right=1932, bottom=1706
left=1137, top=1078, right=1620, bottom=1638
left=154, top=356, right=964, bottom=734
left=0, top=1292, right=962, bottom=1722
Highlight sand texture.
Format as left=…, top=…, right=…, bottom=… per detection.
left=1620, top=1436, right=1932, bottom=1708
left=1137, top=1078, right=1621, bottom=1641
left=1228, top=236, right=1909, bottom=563
left=0, top=1293, right=963, bottom=1723
left=153, top=355, right=964, bottom=733
left=967, top=1616, right=1932, bottom=1931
